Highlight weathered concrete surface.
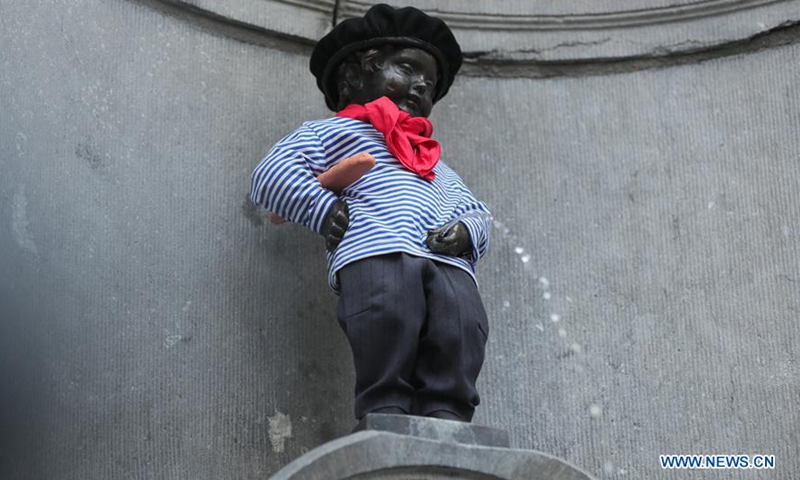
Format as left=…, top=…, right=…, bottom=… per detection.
left=352, top=413, right=511, bottom=448
left=268, top=430, right=594, bottom=480
left=1, top=1, right=799, bottom=480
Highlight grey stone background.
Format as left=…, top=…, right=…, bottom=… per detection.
left=1, top=1, right=798, bottom=479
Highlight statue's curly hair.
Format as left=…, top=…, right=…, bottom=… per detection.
left=334, top=45, right=396, bottom=110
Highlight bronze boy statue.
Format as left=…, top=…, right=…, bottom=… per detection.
left=250, top=4, right=491, bottom=423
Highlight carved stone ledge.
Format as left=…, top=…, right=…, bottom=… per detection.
left=340, top=0, right=800, bottom=62
left=138, top=0, right=800, bottom=77
left=267, top=414, right=595, bottom=480
left=352, top=413, right=511, bottom=448
left=156, top=0, right=335, bottom=43
left=139, top=0, right=800, bottom=70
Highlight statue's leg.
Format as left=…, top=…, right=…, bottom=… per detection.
left=411, top=261, right=489, bottom=422
left=336, top=253, right=427, bottom=421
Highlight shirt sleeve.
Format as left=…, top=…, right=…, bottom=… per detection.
left=249, top=124, right=338, bottom=234
left=454, top=191, right=492, bottom=266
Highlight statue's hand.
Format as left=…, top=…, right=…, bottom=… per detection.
left=426, top=222, right=471, bottom=257
left=321, top=200, right=349, bottom=251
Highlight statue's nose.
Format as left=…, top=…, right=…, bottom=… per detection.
left=410, top=78, right=430, bottom=98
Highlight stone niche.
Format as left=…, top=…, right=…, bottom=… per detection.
left=165, top=0, right=800, bottom=61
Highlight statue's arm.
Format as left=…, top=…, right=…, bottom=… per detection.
left=436, top=183, right=492, bottom=263
left=321, top=200, right=349, bottom=251
left=249, top=124, right=339, bottom=235
left=426, top=221, right=472, bottom=257
left=454, top=198, right=492, bottom=264
left=425, top=192, right=491, bottom=263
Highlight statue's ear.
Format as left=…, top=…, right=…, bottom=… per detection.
left=335, top=61, right=363, bottom=109
left=360, top=49, right=382, bottom=73
left=343, top=63, right=364, bottom=90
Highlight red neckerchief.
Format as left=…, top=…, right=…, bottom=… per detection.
left=336, top=96, right=440, bottom=181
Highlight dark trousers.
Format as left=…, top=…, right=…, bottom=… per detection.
left=336, top=253, right=489, bottom=422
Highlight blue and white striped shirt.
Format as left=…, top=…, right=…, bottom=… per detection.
left=250, top=116, right=491, bottom=293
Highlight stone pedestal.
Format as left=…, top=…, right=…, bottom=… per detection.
left=268, top=414, right=596, bottom=480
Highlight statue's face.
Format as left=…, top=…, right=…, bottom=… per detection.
left=358, top=47, right=438, bottom=118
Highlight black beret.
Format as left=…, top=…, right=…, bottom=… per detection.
left=310, top=4, right=463, bottom=111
